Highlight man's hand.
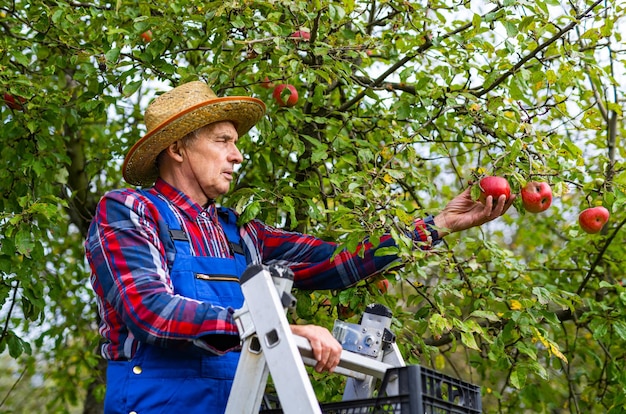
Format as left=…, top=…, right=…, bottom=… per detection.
left=290, top=324, right=343, bottom=373
left=434, top=187, right=516, bottom=236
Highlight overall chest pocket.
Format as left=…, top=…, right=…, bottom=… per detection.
left=170, top=256, right=244, bottom=309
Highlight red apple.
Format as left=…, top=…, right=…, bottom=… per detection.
left=338, top=304, right=356, bottom=319
left=289, top=30, right=311, bottom=41
left=521, top=181, right=552, bottom=213
left=140, top=30, right=153, bottom=43
left=478, top=176, right=511, bottom=203
left=376, top=279, right=389, bottom=294
left=578, top=206, right=609, bottom=234
left=260, top=76, right=274, bottom=89
left=272, top=84, right=298, bottom=107
left=3, top=93, right=25, bottom=110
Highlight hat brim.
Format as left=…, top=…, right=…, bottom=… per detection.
left=123, top=97, right=266, bottom=186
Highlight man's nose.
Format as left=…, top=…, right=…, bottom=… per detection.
left=230, top=144, right=243, bottom=164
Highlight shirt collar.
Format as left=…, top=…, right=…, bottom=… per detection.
left=152, top=178, right=215, bottom=221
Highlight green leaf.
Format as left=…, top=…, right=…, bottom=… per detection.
left=14, top=52, right=30, bottom=66
left=503, top=21, right=518, bottom=37
left=122, top=80, right=142, bottom=97
left=470, top=310, right=500, bottom=322
left=15, top=227, right=35, bottom=257
left=429, top=313, right=451, bottom=336
left=295, top=290, right=313, bottom=318
left=532, top=286, right=552, bottom=305
left=472, top=13, right=481, bottom=28
left=590, top=319, right=609, bottom=340
left=328, top=4, right=346, bottom=22
left=460, top=331, right=480, bottom=351
left=51, top=9, right=64, bottom=24
left=7, top=331, right=30, bottom=358
left=510, top=366, right=527, bottom=389
left=239, top=201, right=261, bottom=224
left=105, top=47, right=121, bottom=62
left=613, top=320, right=626, bottom=341
left=311, top=148, right=328, bottom=163
left=374, top=246, right=398, bottom=257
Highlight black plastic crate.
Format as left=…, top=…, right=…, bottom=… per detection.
left=260, top=364, right=482, bottom=414
left=379, top=365, right=482, bottom=414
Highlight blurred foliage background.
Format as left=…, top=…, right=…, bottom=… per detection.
left=1, top=0, right=626, bottom=412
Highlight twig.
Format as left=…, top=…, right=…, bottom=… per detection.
left=0, top=366, right=27, bottom=409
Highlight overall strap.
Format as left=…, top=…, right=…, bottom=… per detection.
left=139, top=190, right=191, bottom=267
left=217, top=207, right=248, bottom=264
left=140, top=189, right=247, bottom=264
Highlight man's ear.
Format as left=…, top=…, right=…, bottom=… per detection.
left=165, top=140, right=185, bottom=163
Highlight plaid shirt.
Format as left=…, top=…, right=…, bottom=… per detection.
left=85, top=178, right=437, bottom=360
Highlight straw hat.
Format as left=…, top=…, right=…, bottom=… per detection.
left=123, top=81, right=266, bottom=186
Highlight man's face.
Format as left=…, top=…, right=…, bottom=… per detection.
left=180, top=121, right=243, bottom=201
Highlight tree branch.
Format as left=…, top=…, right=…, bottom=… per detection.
left=477, top=0, right=604, bottom=97
left=0, top=281, right=19, bottom=346
left=337, top=4, right=506, bottom=112
left=0, top=366, right=27, bottom=410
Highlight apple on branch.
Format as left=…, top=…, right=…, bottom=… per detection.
left=288, top=29, right=311, bottom=42
left=260, top=76, right=274, bottom=89
left=272, top=84, right=298, bottom=107
left=367, top=276, right=390, bottom=294
left=578, top=206, right=609, bottom=234
left=376, top=278, right=389, bottom=294
left=3, top=93, right=26, bottom=110
left=521, top=181, right=552, bottom=213
left=140, top=30, right=153, bottom=43
left=478, top=176, right=511, bottom=203
left=337, top=304, right=356, bottom=319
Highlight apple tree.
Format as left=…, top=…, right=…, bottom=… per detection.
left=1, top=0, right=626, bottom=412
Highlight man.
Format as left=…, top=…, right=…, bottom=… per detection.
left=85, top=80, right=513, bottom=413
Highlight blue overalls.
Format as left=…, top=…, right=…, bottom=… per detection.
left=104, top=192, right=249, bottom=414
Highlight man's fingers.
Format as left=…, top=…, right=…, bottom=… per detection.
left=291, top=324, right=343, bottom=373
left=313, top=340, right=342, bottom=373
left=314, top=345, right=329, bottom=372
left=489, top=194, right=514, bottom=217
left=310, top=339, right=334, bottom=373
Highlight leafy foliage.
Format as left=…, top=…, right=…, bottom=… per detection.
left=1, top=0, right=626, bottom=412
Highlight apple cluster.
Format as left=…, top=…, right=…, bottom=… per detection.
left=478, top=176, right=610, bottom=234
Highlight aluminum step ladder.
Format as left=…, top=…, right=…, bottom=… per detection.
left=224, top=264, right=405, bottom=414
